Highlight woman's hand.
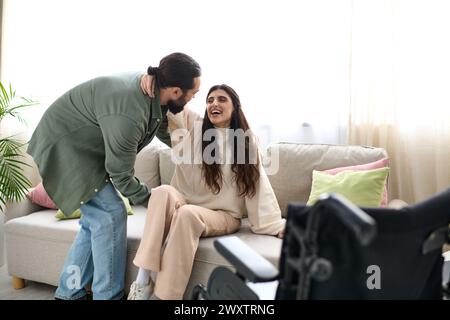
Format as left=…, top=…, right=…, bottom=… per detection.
left=140, top=74, right=155, bottom=98
left=277, top=228, right=285, bottom=239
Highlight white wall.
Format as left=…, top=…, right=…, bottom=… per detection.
left=1, top=0, right=352, bottom=147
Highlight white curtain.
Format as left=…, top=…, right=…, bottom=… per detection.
left=348, top=0, right=450, bottom=203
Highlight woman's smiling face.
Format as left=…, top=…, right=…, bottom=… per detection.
left=206, top=89, right=234, bottom=128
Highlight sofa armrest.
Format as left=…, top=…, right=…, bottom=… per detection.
left=214, top=236, right=279, bottom=282
left=4, top=189, right=44, bottom=222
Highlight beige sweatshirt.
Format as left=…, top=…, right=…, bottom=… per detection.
left=166, top=108, right=285, bottom=235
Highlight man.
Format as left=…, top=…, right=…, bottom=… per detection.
left=27, top=52, right=201, bottom=300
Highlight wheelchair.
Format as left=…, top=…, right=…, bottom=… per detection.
left=192, top=189, right=450, bottom=300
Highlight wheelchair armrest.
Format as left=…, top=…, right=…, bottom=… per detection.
left=214, top=236, right=279, bottom=283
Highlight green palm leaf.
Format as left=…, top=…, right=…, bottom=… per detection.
left=0, top=138, right=32, bottom=209
left=0, top=138, right=32, bottom=208
left=0, top=82, right=38, bottom=124
left=0, top=81, right=38, bottom=211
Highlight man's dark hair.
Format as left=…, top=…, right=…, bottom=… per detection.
left=148, top=52, right=201, bottom=90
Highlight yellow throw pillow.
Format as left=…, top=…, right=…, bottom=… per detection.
left=307, top=167, right=389, bottom=207
left=55, top=193, right=133, bottom=220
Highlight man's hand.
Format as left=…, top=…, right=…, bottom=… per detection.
left=140, top=74, right=155, bottom=98
left=277, top=228, right=285, bottom=239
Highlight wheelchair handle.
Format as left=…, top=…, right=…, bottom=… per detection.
left=314, top=193, right=377, bottom=246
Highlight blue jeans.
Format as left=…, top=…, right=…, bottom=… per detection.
left=54, top=182, right=127, bottom=300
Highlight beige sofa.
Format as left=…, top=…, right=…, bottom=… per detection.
left=3, top=141, right=388, bottom=299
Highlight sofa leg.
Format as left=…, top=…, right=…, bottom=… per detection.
left=12, top=276, right=25, bottom=289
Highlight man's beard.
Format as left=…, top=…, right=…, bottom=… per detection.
left=167, top=95, right=187, bottom=114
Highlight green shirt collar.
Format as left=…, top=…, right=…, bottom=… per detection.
left=151, top=88, right=163, bottom=119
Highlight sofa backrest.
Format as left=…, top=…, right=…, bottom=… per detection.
left=141, top=140, right=388, bottom=217
left=263, top=143, right=388, bottom=216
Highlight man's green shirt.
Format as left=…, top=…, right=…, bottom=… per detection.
left=27, top=72, right=171, bottom=216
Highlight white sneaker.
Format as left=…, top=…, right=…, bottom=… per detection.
left=127, top=280, right=154, bottom=300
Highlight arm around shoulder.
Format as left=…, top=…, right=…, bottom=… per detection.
left=167, top=106, right=202, bottom=132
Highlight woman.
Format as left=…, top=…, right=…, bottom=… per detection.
left=128, top=82, right=285, bottom=300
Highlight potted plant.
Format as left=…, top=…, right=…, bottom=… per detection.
left=0, top=82, right=38, bottom=211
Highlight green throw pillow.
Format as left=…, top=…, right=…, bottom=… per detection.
left=307, top=167, right=389, bottom=207
left=55, top=193, right=133, bottom=220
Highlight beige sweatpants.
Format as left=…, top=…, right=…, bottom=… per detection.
left=133, top=185, right=241, bottom=300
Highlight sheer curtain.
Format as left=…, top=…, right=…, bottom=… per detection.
left=348, top=0, right=450, bottom=203
left=0, top=0, right=351, bottom=148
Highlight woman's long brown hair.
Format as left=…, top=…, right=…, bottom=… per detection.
left=201, top=85, right=260, bottom=198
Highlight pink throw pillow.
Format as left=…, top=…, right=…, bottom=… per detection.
left=323, top=158, right=389, bottom=207
left=26, top=182, right=58, bottom=209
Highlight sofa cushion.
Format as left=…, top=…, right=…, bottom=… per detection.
left=5, top=207, right=282, bottom=280
left=264, top=143, right=388, bottom=216
left=55, top=193, right=134, bottom=220
left=194, top=219, right=283, bottom=268
left=4, top=206, right=148, bottom=248
left=26, top=182, right=58, bottom=209
left=5, top=209, right=81, bottom=243
left=307, top=167, right=390, bottom=207
left=322, top=157, right=390, bottom=207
